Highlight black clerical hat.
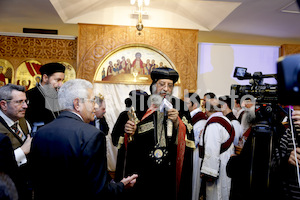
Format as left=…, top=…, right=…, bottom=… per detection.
left=150, top=67, right=179, bottom=84
left=39, top=63, right=65, bottom=76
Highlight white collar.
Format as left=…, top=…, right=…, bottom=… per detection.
left=207, top=112, right=223, bottom=121
left=190, top=108, right=202, bottom=118
left=70, top=111, right=84, bottom=122
left=0, top=110, right=17, bottom=127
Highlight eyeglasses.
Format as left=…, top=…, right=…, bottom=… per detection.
left=6, top=99, right=29, bottom=105
left=80, top=98, right=96, bottom=104
left=157, top=81, right=174, bottom=89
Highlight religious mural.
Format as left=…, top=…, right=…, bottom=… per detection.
left=14, top=60, right=76, bottom=90
left=94, top=45, right=179, bottom=85
left=0, top=59, right=14, bottom=87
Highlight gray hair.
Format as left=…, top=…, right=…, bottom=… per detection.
left=58, top=79, right=93, bottom=110
left=0, top=84, right=25, bottom=101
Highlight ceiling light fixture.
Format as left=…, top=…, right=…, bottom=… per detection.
left=130, top=0, right=150, bottom=32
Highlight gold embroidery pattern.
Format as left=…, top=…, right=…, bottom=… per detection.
left=185, top=135, right=196, bottom=149
left=182, top=116, right=193, bottom=134
left=138, top=122, right=154, bottom=134
left=117, top=136, right=124, bottom=149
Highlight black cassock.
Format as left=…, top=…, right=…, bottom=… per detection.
left=112, top=96, right=194, bottom=200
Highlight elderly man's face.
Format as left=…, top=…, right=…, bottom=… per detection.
left=1, top=90, right=28, bottom=122
left=155, top=79, right=174, bottom=98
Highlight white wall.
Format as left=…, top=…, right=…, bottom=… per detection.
left=197, top=43, right=279, bottom=97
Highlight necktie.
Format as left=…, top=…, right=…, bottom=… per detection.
left=11, top=122, right=25, bottom=141
left=96, top=119, right=100, bottom=130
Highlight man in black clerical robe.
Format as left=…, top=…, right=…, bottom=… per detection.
left=25, top=63, right=65, bottom=126
left=111, top=90, right=149, bottom=182
left=123, top=68, right=195, bottom=200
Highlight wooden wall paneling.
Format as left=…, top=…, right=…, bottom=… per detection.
left=77, top=24, right=198, bottom=96
left=280, top=44, right=300, bottom=56
left=0, top=35, right=77, bottom=84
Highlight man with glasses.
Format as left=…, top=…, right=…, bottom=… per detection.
left=30, top=79, right=138, bottom=200
left=0, top=83, right=32, bottom=200
left=123, top=67, right=194, bottom=200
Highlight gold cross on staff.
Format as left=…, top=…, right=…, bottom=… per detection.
left=127, top=107, right=140, bottom=142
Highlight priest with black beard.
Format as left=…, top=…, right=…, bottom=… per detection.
left=121, top=67, right=195, bottom=200
left=25, top=63, right=65, bottom=126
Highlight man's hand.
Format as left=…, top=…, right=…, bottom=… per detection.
left=167, top=108, right=179, bottom=128
left=121, top=174, right=138, bottom=189
left=289, top=147, right=300, bottom=167
left=124, top=120, right=137, bottom=136
left=20, top=134, right=32, bottom=155
left=292, top=110, right=300, bottom=125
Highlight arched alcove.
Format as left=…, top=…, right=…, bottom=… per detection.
left=94, top=44, right=180, bottom=85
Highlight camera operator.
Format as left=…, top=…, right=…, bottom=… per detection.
left=272, top=106, right=300, bottom=199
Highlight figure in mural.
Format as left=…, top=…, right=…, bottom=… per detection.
left=107, top=61, right=113, bottom=76
left=4, top=67, right=13, bottom=84
left=150, top=59, right=157, bottom=72
left=117, top=59, right=123, bottom=74
left=35, top=75, right=41, bottom=86
left=159, top=62, right=164, bottom=68
left=17, top=79, right=31, bottom=91
left=113, top=63, right=119, bottom=76
left=126, top=58, right=132, bottom=74
left=144, top=59, right=151, bottom=75
left=102, top=68, right=106, bottom=79
left=120, top=56, right=127, bottom=74
left=132, top=52, right=144, bottom=75
left=0, top=66, right=6, bottom=85
left=62, top=63, right=76, bottom=82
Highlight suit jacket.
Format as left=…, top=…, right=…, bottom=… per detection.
left=0, top=117, right=29, bottom=150
left=0, top=133, right=18, bottom=179
left=0, top=133, right=30, bottom=200
left=90, top=116, right=109, bottom=136
left=30, top=111, right=124, bottom=200
left=25, top=85, right=59, bottom=125
left=0, top=117, right=32, bottom=200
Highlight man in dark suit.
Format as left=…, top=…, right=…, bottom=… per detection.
left=25, top=62, right=65, bottom=126
left=0, top=133, right=19, bottom=200
left=90, top=95, right=109, bottom=135
left=0, top=84, right=33, bottom=200
left=30, top=79, right=137, bottom=200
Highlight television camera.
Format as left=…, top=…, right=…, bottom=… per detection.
left=230, top=67, right=286, bottom=199
left=231, top=67, right=277, bottom=103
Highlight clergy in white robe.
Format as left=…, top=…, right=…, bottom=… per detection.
left=200, top=101, right=234, bottom=200
left=185, top=92, right=208, bottom=200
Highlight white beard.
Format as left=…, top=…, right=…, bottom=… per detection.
left=241, top=106, right=256, bottom=133
left=149, top=94, right=163, bottom=107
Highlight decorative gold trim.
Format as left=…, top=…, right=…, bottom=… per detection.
left=185, top=135, right=196, bottom=149
left=182, top=116, right=193, bottom=134
left=138, top=121, right=154, bottom=134
left=117, top=136, right=124, bottom=149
